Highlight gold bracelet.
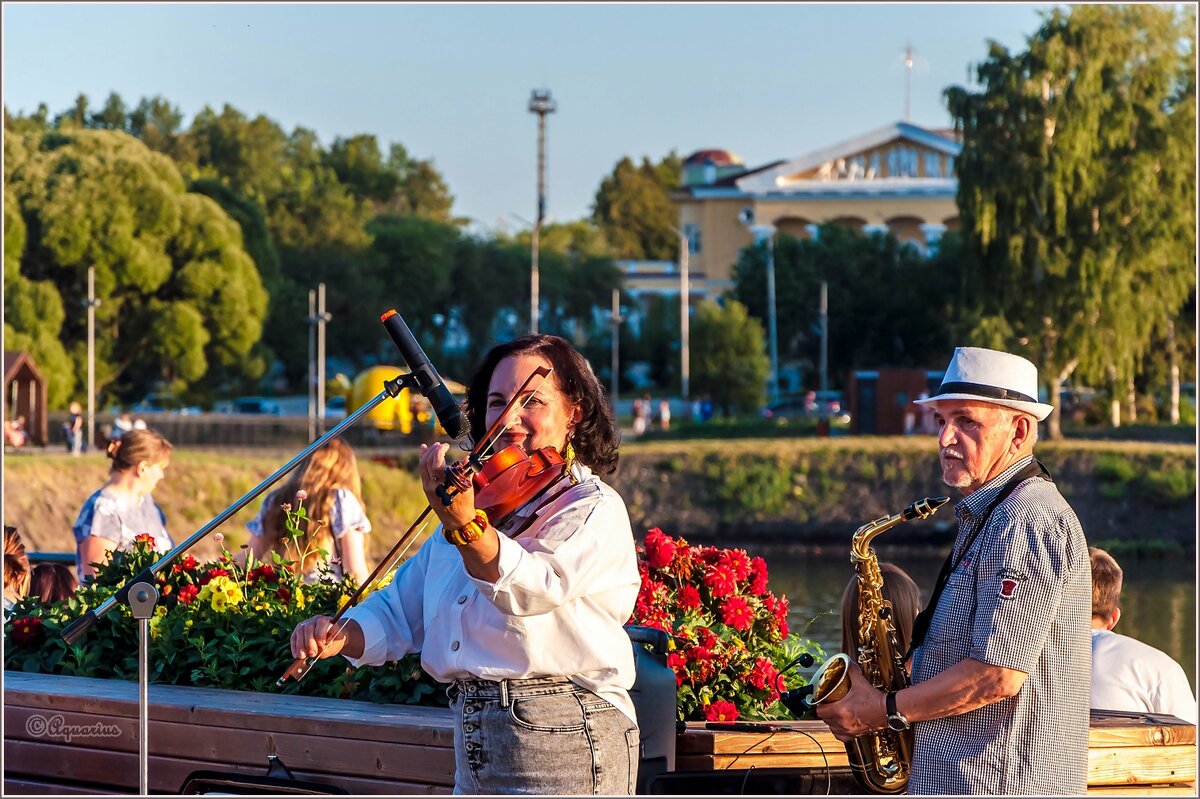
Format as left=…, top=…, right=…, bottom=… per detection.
left=443, top=509, right=490, bottom=546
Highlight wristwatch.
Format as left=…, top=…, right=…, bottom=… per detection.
left=885, top=691, right=910, bottom=732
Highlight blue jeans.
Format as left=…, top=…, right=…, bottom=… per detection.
left=448, top=676, right=639, bottom=795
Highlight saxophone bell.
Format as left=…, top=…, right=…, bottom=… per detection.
left=806, top=652, right=852, bottom=706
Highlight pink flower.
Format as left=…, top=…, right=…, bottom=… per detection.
left=295, top=490, right=308, bottom=502
left=704, top=700, right=739, bottom=722
left=213, top=533, right=225, bottom=545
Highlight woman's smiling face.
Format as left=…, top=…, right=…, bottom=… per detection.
left=485, top=353, right=578, bottom=455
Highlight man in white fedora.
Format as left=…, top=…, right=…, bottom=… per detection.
left=816, top=347, right=1091, bottom=795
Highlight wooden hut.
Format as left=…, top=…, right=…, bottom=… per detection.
left=3, top=350, right=48, bottom=446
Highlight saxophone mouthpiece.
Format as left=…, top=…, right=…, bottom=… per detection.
left=905, top=496, right=952, bottom=520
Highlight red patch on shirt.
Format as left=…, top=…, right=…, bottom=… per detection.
left=997, top=569, right=1027, bottom=599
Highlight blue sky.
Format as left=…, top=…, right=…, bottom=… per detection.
left=3, top=2, right=1055, bottom=231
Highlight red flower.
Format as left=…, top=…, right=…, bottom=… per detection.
left=774, top=595, right=790, bottom=638
left=745, top=656, right=779, bottom=691
left=132, top=533, right=156, bottom=546
left=9, top=616, right=44, bottom=646
left=747, top=557, right=769, bottom=595
left=720, top=596, right=754, bottom=632
left=177, top=584, right=199, bottom=605
left=643, top=528, right=677, bottom=570
left=247, top=564, right=279, bottom=585
left=676, top=584, right=702, bottom=611
left=276, top=586, right=292, bottom=603
left=704, top=700, right=739, bottom=722
left=199, top=567, right=230, bottom=586
left=720, top=549, right=753, bottom=582
left=703, top=563, right=738, bottom=598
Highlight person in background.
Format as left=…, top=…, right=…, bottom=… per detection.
left=289, top=334, right=641, bottom=794
left=631, top=396, right=647, bottom=436
left=110, top=412, right=134, bottom=441
left=29, top=562, right=78, bottom=604
left=245, top=437, right=371, bottom=585
left=4, top=416, right=26, bottom=449
left=72, top=428, right=175, bottom=582
left=1089, top=547, right=1196, bottom=723
left=66, top=401, right=84, bottom=455
left=840, top=561, right=921, bottom=667
left=816, top=347, right=1091, bottom=795
left=658, top=398, right=671, bottom=431
left=4, top=525, right=32, bottom=616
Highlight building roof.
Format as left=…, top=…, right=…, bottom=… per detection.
left=736, top=121, right=962, bottom=193
left=683, top=149, right=744, bottom=167
left=4, top=350, right=45, bottom=385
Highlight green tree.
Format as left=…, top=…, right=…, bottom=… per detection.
left=379, top=143, right=456, bottom=223
left=690, top=300, right=769, bottom=416
left=90, top=91, right=128, bottom=131
left=591, top=152, right=682, bottom=259
left=946, top=4, right=1196, bottom=438
left=3, top=128, right=268, bottom=407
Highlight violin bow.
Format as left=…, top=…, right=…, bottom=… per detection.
left=276, top=365, right=553, bottom=686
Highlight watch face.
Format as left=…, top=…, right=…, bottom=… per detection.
left=887, top=715, right=909, bottom=732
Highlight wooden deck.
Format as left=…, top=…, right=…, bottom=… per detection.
left=4, top=672, right=1196, bottom=795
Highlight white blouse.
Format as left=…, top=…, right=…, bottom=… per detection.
left=342, top=462, right=641, bottom=724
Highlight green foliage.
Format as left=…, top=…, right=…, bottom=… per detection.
left=947, top=5, right=1197, bottom=434
left=591, top=152, right=682, bottom=259
left=1094, top=455, right=1137, bottom=483
left=702, top=455, right=795, bottom=522
left=733, top=224, right=961, bottom=384
left=3, top=535, right=446, bottom=705
left=690, top=300, right=770, bottom=416
left=3, top=128, right=268, bottom=408
left=1135, top=462, right=1196, bottom=507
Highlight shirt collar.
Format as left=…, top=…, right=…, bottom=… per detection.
left=956, top=454, right=1036, bottom=521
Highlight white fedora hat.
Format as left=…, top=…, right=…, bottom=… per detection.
left=915, top=347, right=1054, bottom=421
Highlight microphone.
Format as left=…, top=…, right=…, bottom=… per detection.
left=380, top=309, right=468, bottom=439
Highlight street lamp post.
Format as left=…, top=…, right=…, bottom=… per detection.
left=307, top=284, right=331, bottom=441
left=528, top=89, right=557, bottom=334
left=84, top=267, right=101, bottom=452
left=819, top=280, right=829, bottom=394
left=746, top=221, right=780, bottom=403
left=667, top=225, right=690, bottom=401
left=609, top=288, right=622, bottom=410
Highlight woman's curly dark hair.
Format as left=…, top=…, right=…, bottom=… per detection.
left=463, top=335, right=620, bottom=475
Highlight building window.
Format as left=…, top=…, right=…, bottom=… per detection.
left=850, top=155, right=866, bottom=179
left=888, top=146, right=918, bottom=177
left=684, top=223, right=702, bottom=254
left=924, top=152, right=942, bottom=178
left=869, top=152, right=881, bottom=178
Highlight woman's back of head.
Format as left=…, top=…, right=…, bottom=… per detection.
left=106, top=428, right=173, bottom=473
left=840, top=561, right=922, bottom=657
left=30, top=563, right=78, bottom=604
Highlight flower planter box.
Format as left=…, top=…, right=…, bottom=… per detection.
left=5, top=672, right=1196, bottom=795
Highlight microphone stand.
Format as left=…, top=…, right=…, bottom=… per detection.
left=60, top=370, right=431, bottom=791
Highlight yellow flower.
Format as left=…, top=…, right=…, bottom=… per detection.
left=185, top=620, right=193, bottom=629
left=337, top=594, right=351, bottom=611
left=294, top=588, right=305, bottom=609
left=373, top=570, right=396, bottom=591
left=211, top=593, right=228, bottom=612
left=149, top=616, right=162, bottom=639
left=202, top=575, right=243, bottom=611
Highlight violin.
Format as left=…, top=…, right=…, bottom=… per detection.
left=277, top=366, right=563, bottom=686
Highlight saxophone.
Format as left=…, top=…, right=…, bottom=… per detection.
left=807, top=496, right=949, bottom=794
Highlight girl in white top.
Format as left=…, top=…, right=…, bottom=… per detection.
left=245, top=438, right=371, bottom=585
left=72, top=429, right=175, bottom=581
left=290, top=335, right=641, bottom=794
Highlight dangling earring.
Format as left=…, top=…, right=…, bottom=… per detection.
left=564, top=432, right=580, bottom=485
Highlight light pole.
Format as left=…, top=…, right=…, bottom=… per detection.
left=667, top=225, right=690, bottom=401
left=528, top=88, right=556, bottom=334
left=84, top=267, right=100, bottom=452
left=740, top=209, right=780, bottom=403
left=609, top=288, right=622, bottom=410
left=307, top=283, right=331, bottom=441
left=819, top=280, right=829, bottom=394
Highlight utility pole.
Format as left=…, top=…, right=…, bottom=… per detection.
left=528, top=89, right=556, bottom=334
left=84, top=267, right=100, bottom=452
left=610, top=288, right=622, bottom=410
left=307, top=284, right=331, bottom=440
left=819, top=280, right=829, bottom=394
left=678, top=229, right=690, bottom=401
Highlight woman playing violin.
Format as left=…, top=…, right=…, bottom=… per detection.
left=289, top=334, right=641, bottom=795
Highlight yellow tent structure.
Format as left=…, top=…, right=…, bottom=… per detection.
left=346, top=366, right=466, bottom=434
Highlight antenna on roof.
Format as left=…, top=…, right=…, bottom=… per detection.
left=904, top=41, right=914, bottom=122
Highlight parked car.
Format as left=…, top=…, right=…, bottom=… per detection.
left=762, top=391, right=851, bottom=424
left=130, top=394, right=201, bottom=415
left=215, top=397, right=283, bottom=415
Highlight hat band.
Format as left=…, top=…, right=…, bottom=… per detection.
left=935, top=381, right=1038, bottom=404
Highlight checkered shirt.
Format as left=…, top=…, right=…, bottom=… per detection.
left=910, top=455, right=1092, bottom=795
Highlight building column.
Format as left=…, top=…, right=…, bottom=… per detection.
left=805, top=224, right=820, bottom=242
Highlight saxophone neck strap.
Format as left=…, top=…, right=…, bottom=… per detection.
left=906, top=458, right=1052, bottom=660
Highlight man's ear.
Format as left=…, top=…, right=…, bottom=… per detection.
left=1010, top=413, right=1034, bottom=453
left=1108, top=607, right=1121, bottom=631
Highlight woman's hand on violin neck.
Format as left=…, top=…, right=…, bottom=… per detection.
left=419, top=441, right=478, bottom=531
left=289, top=615, right=364, bottom=661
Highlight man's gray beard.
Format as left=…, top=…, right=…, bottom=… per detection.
left=942, top=468, right=973, bottom=489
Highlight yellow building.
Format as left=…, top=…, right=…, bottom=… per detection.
left=674, top=121, right=962, bottom=295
